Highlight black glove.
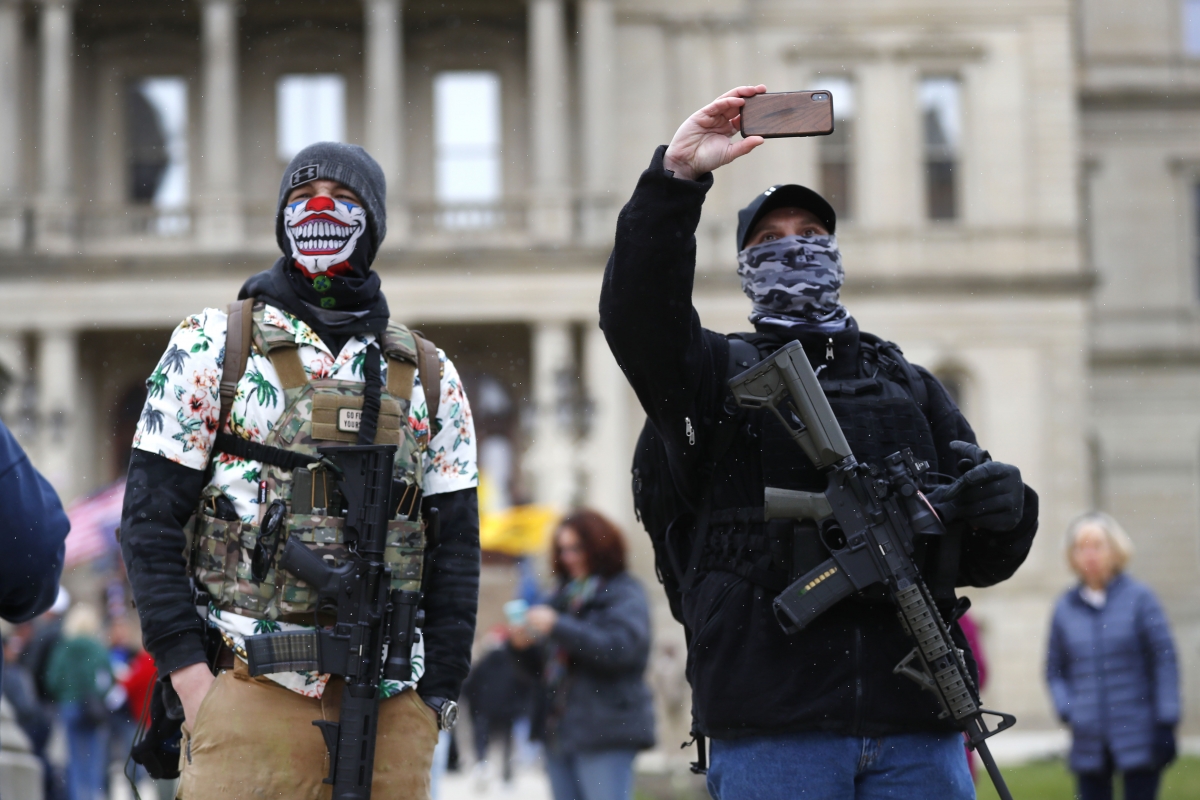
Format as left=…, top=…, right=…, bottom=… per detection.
left=1154, top=723, right=1177, bottom=768
left=925, top=441, right=1025, bottom=532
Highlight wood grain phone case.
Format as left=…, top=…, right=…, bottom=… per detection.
left=740, top=91, right=835, bottom=138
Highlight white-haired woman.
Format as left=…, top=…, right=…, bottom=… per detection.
left=1046, top=512, right=1180, bottom=800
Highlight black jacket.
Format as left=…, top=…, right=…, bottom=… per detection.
left=599, top=146, right=1039, bottom=740
left=513, top=572, right=656, bottom=754
left=120, top=451, right=480, bottom=703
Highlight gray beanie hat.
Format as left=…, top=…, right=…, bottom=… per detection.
left=276, top=142, right=388, bottom=258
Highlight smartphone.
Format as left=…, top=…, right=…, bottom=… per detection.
left=740, top=90, right=835, bottom=139
left=504, top=599, right=529, bottom=627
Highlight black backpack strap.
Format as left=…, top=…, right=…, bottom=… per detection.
left=860, top=333, right=929, bottom=416
left=219, top=299, right=255, bottom=432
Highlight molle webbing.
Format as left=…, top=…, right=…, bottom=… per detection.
left=697, top=507, right=790, bottom=593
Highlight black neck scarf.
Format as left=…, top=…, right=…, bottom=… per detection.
left=239, top=238, right=390, bottom=356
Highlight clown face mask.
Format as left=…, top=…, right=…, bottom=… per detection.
left=283, top=195, right=367, bottom=275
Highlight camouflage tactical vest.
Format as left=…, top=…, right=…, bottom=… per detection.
left=192, top=304, right=429, bottom=622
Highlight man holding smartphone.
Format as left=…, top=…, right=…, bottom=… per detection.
left=600, top=86, right=1039, bottom=798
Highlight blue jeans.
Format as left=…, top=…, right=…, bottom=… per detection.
left=545, top=749, right=637, bottom=800
left=60, top=703, right=109, bottom=800
left=707, top=731, right=974, bottom=800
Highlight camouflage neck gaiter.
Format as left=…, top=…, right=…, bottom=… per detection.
left=736, top=234, right=848, bottom=329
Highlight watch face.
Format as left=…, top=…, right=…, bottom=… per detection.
left=441, top=701, right=459, bottom=731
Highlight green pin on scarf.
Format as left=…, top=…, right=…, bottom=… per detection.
left=313, top=275, right=332, bottom=292
left=320, top=297, right=336, bottom=309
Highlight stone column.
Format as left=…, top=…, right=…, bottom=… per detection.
left=36, top=329, right=78, bottom=499
left=527, top=0, right=571, bottom=244
left=197, top=0, right=243, bottom=247
left=577, top=0, right=615, bottom=246
left=526, top=322, right=576, bottom=511
left=0, top=1, right=23, bottom=249
left=363, top=0, right=407, bottom=244
left=35, top=0, right=76, bottom=252
left=856, top=61, right=919, bottom=229
left=580, top=324, right=634, bottom=529
left=0, top=332, right=25, bottom=439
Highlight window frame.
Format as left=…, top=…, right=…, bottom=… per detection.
left=274, top=73, right=349, bottom=163
left=918, top=74, right=964, bottom=223
left=431, top=69, right=504, bottom=207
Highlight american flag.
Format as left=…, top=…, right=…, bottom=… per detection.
left=65, top=479, right=125, bottom=567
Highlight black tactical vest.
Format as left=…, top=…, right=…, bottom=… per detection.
left=696, top=324, right=941, bottom=594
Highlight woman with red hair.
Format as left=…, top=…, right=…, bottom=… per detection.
left=510, top=509, right=656, bottom=800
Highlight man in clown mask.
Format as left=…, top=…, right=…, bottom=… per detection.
left=121, top=142, right=479, bottom=799
left=600, top=87, right=1039, bottom=799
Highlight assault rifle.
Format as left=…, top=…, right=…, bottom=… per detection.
left=244, top=444, right=423, bottom=800
left=728, top=341, right=1017, bottom=800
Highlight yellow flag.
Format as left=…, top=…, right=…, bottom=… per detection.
left=479, top=505, right=558, bottom=556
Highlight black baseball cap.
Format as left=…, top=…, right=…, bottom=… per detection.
left=736, top=184, right=837, bottom=251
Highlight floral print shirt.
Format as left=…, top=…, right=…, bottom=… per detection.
left=133, top=304, right=478, bottom=698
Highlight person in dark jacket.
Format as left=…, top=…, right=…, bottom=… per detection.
left=1047, top=512, right=1179, bottom=800
left=600, top=85, right=1038, bottom=799
left=461, top=628, right=534, bottom=786
left=511, top=509, right=655, bottom=800
left=0, top=418, right=68, bottom=630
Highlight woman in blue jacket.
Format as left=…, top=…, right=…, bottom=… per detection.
left=1046, top=512, right=1180, bottom=800
left=511, top=509, right=656, bottom=800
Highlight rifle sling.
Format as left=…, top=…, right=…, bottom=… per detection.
left=213, top=433, right=313, bottom=473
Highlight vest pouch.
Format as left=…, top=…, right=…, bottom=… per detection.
left=275, top=513, right=348, bottom=619
left=311, top=394, right=404, bottom=445
left=384, top=518, right=425, bottom=593
left=273, top=514, right=427, bottom=619
left=193, top=512, right=243, bottom=611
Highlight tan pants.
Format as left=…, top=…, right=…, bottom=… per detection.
left=178, top=660, right=438, bottom=800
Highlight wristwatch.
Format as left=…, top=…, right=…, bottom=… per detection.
left=422, top=696, right=458, bottom=731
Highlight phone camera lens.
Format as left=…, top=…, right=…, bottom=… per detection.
left=813, top=94, right=827, bottom=101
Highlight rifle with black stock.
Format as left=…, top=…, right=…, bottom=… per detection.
left=728, top=341, right=1018, bottom=800
left=243, top=444, right=424, bottom=800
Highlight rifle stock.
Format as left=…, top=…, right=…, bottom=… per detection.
left=728, top=344, right=852, bottom=469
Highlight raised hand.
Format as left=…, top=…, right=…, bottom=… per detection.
left=663, top=85, right=768, bottom=180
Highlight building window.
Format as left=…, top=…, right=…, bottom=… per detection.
left=1185, top=0, right=1200, bottom=56
left=127, top=77, right=188, bottom=208
left=817, top=77, right=855, bottom=221
left=920, top=76, right=961, bottom=221
left=276, top=74, right=346, bottom=161
left=434, top=71, right=501, bottom=210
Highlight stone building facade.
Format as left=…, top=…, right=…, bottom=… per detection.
left=0, top=0, right=1189, bottom=748
left=1081, top=0, right=1200, bottom=743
